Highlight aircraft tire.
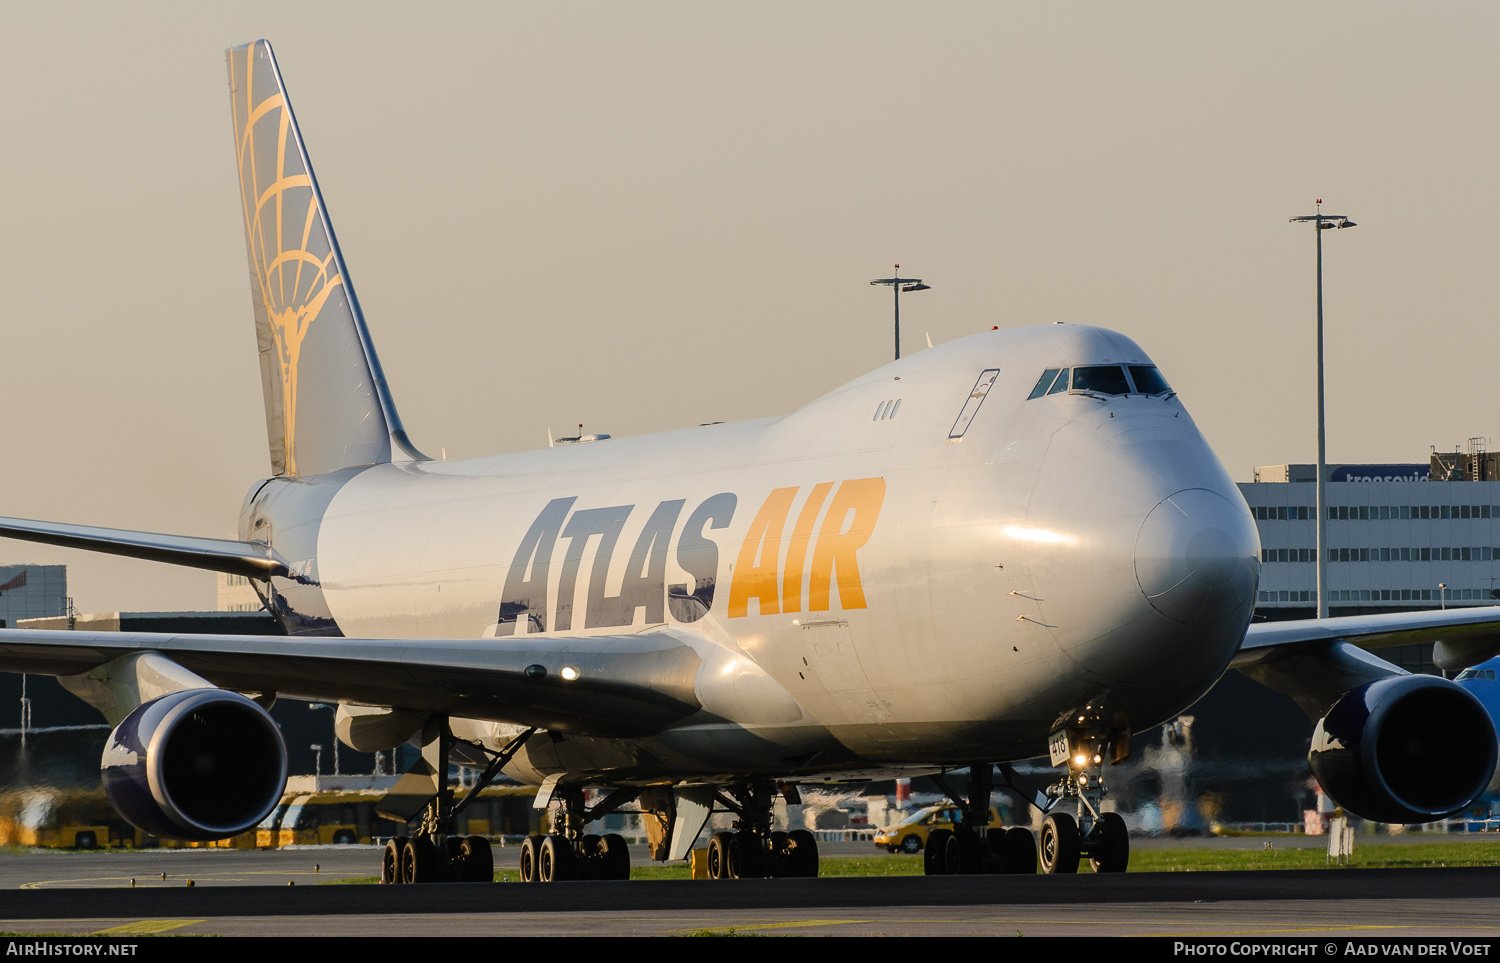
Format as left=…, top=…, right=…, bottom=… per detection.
left=924, top=828, right=952, bottom=875
left=1040, top=813, right=1080, bottom=875
left=600, top=833, right=631, bottom=880
left=518, top=834, right=546, bottom=882
left=949, top=828, right=984, bottom=874
left=707, top=831, right=736, bottom=879
left=1001, top=827, right=1037, bottom=874
left=539, top=835, right=576, bottom=882
left=899, top=834, right=922, bottom=855
left=786, top=829, right=819, bottom=878
left=461, top=835, right=493, bottom=882
left=732, top=834, right=768, bottom=876
left=402, top=836, right=440, bottom=883
left=579, top=834, right=604, bottom=881
left=984, top=827, right=1007, bottom=872
left=382, top=837, right=406, bottom=884
left=768, top=831, right=792, bottom=877
left=1088, top=812, right=1129, bottom=873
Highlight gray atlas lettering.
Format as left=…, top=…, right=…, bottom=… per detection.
left=669, top=492, right=737, bottom=622
left=588, top=499, right=685, bottom=628
left=495, top=496, right=576, bottom=635
left=554, top=505, right=633, bottom=631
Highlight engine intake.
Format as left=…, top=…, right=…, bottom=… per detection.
left=1309, top=675, right=1497, bottom=824
left=101, top=688, right=287, bottom=841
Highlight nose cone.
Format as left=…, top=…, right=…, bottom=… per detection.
left=1135, top=489, right=1259, bottom=624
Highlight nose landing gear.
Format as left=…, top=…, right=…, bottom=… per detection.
left=1040, top=717, right=1130, bottom=874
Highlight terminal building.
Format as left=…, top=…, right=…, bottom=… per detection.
left=0, top=564, right=67, bottom=628
left=1239, top=447, right=1500, bottom=674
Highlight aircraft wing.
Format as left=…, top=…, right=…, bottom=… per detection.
left=0, top=515, right=291, bottom=581
left=0, top=627, right=703, bottom=738
left=1234, top=606, right=1500, bottom=719
left=1237, top=606, right=1500, bottom=669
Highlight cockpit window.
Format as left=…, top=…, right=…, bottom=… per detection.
left=1128, top=365, right=1172, bottom=395
left=1030, top=363, right=1175, bottom=401
left=1072, top=365, right=1130, bottom=396
left=1028, top=369, right=1061, bottom=400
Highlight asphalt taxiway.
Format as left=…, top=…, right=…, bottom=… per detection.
left=0, top=843, right=1495, bottom=937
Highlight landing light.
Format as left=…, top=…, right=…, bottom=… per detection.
left=560, top=666, right=580, bottom=682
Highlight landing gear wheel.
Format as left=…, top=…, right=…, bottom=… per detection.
left=1000, top=827, right=1038, bottom=874
left=947, top=828, right=983, bottom=874
left=707, top=831, right=737, bottom=879
left=900, top=834, right=922, bottom=855
left=1089, top=812, right=1129, bottom=873
left=733, top=831, right=767, bottom=878
left=401, top=835, right=440, bottom=883
left=518, top=834, right=546, bottom=882
left=539, top=835, right=576, bottom=881
left=767, top=831, right=792, bottom=877
left=382, top=837, right=406, bottom=884
left=578, top=834, right=604, bottom=881
left=924, top=828, right=952, bottom=876
left=1040, top=812, right=1080, bottom=875
left=786, top=829, right=819, bottom=877
left=460, top=835, right=493, bottom=882
left=599, top=833, right=631, bottom=880
left=984, top=828, right=1007, bottom=873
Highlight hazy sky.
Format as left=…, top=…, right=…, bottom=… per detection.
left=0, top=2, right=1495, bottom=613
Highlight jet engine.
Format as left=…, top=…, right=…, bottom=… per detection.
left=100, top=688, right=288, bottom=841
left=1309, top=675, right=1497, bottom=825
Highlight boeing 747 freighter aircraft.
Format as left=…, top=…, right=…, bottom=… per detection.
left=1, top=40, right=1498, bottom=883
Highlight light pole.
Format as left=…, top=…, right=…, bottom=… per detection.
left=1288, top=202, right=1356, bottom=619
left=870, top=265, right=931, bottom=361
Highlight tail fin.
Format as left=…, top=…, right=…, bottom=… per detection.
left=226, top=40, right=425, bottom=477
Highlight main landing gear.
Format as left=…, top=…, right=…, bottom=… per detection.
left=700, top=782, right=818, bottom=879
left=1038, top=714, right=1130, bottom=874
left=380, top=719, right=533, bottom=885
left=516, top=785, right=637, bottom=882
left=922, top=763, right=1037, bottom=876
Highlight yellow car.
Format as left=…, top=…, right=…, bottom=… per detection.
left=875, top=805, right=1003, bottom=854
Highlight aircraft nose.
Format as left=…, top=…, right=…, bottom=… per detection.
left=1134, top=488, right=1259, bottom=625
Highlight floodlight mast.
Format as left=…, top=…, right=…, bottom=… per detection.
left=1288, top=201, right=1357, bottom=619
left=870, top=264, right=931, bottom=361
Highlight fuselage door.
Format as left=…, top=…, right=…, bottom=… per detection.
left=949, top=369, right=1001, bottom=439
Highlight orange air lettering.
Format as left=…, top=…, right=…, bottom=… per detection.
left=780, top=481, right=834, bottom=614
left=808, top=477, right=886, bottom=611
left=727, top=487, right=798, bottom=618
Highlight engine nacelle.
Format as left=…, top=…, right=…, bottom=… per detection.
left=101, top=688, right=288, bottom=841
left=1309, top=675, right=1498, bottom=825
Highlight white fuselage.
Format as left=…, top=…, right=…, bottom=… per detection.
left=245, top=324, right=1260, bottom=784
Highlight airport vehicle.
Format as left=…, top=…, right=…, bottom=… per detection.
left=874, top=805, right=1003, bottom=855
left=256, top=783, right=538, bottom=848
left=1, top=40, right=1499, bottom=885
